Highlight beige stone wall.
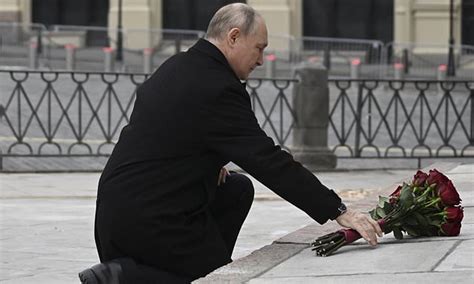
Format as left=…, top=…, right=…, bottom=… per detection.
left=288, top=0, right=302, bottom=39
left=4, top=0, right=466, bottom=53
left=248, top=0, right=301, bottom=58
left=108, top=0, right=162, bottom=49
left=1, top=0, right=36, bottom=44
left=248, top=0, right=302, bottom=37
left=149, top=0, right=163, bottom=48
left=395, top=0, right=414, bottom=43
left=0, top=0, right=31, bottom=24
left=0, top=0, right=23, bottom=22
left=394, top=0, right=462, bottom=52
left=18, top=0, right=31, bottom=26
left=250, top=0, right=462, bottom=54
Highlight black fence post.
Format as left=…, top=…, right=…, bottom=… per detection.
left=354, top=81, right=364, bottom=157
left=470, top=89, right=474, bottom=147
left=367, top=46, right=373, bottom=64
left=376, top=44, right=383, bottom=65
left=402, top=48, right=410, bottom=74
left=323, top=43, right=331, bottom=71
left=36, top=28, right=43, bottom=55
left=386, top=44, right=393, bottom=65
left=0, top=104, right=3, bottom=171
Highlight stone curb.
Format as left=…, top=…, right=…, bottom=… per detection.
left=194, top=243, right=308, bottom=284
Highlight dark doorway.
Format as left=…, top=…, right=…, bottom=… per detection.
left=303, top=0, right=393, bottom=43
left=32, top=0, right=109, bottom=46
left=163, top=0, right=245, bottom=32
left=462, top=0, right=474, bottom=47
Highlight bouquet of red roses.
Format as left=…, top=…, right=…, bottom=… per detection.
left=311, top=169, right=463, bottom=257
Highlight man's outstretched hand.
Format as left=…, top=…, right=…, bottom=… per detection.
left=336, top=208, right=383, bottom=246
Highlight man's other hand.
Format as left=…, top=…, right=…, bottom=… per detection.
left=217, top=167, right=229, bottom=186
left=336, top=208, right=383, bottom=246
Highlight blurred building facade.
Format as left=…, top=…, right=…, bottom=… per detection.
left=0, top=0, right=472, bottom=49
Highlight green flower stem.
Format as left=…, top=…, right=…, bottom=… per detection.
left=312, top=237, right=346, bottom=257
left=422, top=197, right=441, bottom=209
left=313, top=232, right=343, bottom=244
left=415, top=185, right=435, bottom=200
left=323, top=239, right=347, bottom=256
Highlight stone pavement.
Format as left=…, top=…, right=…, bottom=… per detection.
left=198, top=163, right=474, bottom=283
left=0, top=167, right=416, bottom=283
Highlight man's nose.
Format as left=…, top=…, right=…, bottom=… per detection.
left=257, top=55, right=263, bottom=66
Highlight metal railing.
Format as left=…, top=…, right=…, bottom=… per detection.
left=0, top=22, right=49, bottom=68
left=247, top=78, right=298, bottom=151
left=38, top=26, right=205, bottom=73
left=252, top=78, right=474, bottom=159
left=1, top=22, right=474, bottom=79
left=1, top=70, right=473, bottom=163
left=257, top=38, right=474, bottom=79
left=384, top=42, right=474, bottom=79
left=0, top=22, right=47, bottom=45
left=328, top=79, right=474, bottom=158
left=0, top=70, right=294, bottom=158
left=0, top=23, right=205, bottom=72
left=0, top=70, right=149, bottom=157
left=294, top=36, right=384, bottom=77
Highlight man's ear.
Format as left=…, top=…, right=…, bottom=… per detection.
left=227, top=28, right=240, bottom=46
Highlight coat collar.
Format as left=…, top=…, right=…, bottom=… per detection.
left=189, top=39, right=241, bottom=83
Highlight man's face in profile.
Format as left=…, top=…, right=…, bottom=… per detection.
left=230, top=18, right=268, bottom=80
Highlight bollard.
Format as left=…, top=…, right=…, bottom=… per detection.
left=437, top=64, right=447, bottom=93
left=265, top=53, right=276, bottom=78
left=29, top=41, right=38, bottom=69
left=307, top=56, right=320, bottom=64
left=65, top=44, right=76, bottom=71
left=143, top=48, right=154, bottom=74
left=437, top=64, right=447, bottom=81
left=350, top=58, right=361, bottom=79
left=291, top=64, right=337, bottom=170
left=103, top=47, right=115, bottom=72
left=394, top=63, right=404, bottom=80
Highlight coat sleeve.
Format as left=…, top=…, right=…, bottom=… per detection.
left=204, top=85, right=341, bottom=224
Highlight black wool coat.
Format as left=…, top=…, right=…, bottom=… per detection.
left=95, top=39, right=341, bottom=278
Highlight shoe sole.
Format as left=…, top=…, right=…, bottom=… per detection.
left=78, top=268, right=99, bottom=284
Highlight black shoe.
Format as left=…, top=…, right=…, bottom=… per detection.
left=78, top=259, right=125, bottom=284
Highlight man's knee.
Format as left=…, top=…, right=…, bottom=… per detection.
left=228, top=173, right=254, bottom=205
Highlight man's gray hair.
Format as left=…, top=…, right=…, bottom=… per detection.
left=206, top=3, right=261, bottom=40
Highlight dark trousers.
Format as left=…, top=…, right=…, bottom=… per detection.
left=95, top=173, right=254, bottom=283
left=210, top=172, right=255, bottom=255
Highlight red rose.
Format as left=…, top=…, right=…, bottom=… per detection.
left=390, top=185, right=402, bottom=197
left=426, top=169, right=449, bottom=187
left=440, top=221, right=462, bottom=236
left=412, top=170, right=428, bottom=186
left=445, top=206, right=464, bottom=223
left=438, top=180, right=461, bottom=206
left=389, top=185, right=402, bottom=204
